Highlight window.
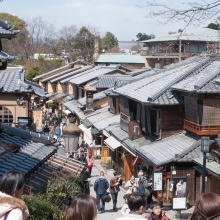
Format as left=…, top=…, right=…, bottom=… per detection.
left=0, top=106, right=13, bottom=125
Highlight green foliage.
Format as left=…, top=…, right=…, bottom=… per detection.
left=72, top=26, right=95, bottom=62
left=103, top=32, right=118, bottom=51
left=26, top=66, right=41, bottom=80
left=136, top=33, right=155, bottom=41
left=44, top=173, right=83, bottom=209
left=207, top=23, right=220, bottom=30
left=0, top=13, right=26, bottom=30
left=25, top=57, right=63, bottom=80
left=22, top=194, right=63, bottom=220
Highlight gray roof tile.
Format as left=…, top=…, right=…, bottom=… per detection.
left=0, top=67, right=45, bottom=96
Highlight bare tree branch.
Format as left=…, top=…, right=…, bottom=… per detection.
left=147, top=0, right=220, bottom=25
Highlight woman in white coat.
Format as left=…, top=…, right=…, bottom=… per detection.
left=0, top=171, right=29, bottom=220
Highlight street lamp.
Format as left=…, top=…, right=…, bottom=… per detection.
left=201, top=136, right=210, bottom=193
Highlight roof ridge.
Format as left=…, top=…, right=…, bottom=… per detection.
left=148, top=57, right=210, bottom=102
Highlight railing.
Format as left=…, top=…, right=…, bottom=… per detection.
left=141, top=51, right=198, bottom=57
left=184, top=119, right=220, bottom=135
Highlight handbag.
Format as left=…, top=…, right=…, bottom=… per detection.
left=101, top=192, right=111, bottom=203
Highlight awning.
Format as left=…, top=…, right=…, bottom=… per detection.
left=103, top=130, right=111, bottom=138
left=104, top=136, right=121, bottom=151
left=79, top=124, right=93, bottom=145
left=194, top=157, right=220, bottom=179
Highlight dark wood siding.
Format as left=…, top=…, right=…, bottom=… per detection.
left=203, top=99, right=220, bottom=125
left=184, top=96, right=198, bottom=123
left=162, top=105, right=184, bottom=139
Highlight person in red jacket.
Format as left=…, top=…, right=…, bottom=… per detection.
left=146, top=202, right=170, bottom=220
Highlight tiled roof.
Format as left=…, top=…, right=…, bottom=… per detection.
left=33, top=59, right=90, bottom=81
left=95, top=54, right=145, bottom=64
left=69, top=66, right=123, bottom=86
left=60, top=65, right=94, bottom=84
left=86, top=110, right=120, bottom=131
left=0, top=124, right=55, bottom=177
left=172, top=57, right=220, bottom=94
left=142, top=28, right=219, bottom=43
left=78, top=91, right=107, bottom=106
left=137, top=132, right=199, bottom=167
left=0, top=67, right=45, bottom=96
left=115, top=56, right=208, bottom=105
left=41, top=67, right=81, bottom=83
left=194, top=158, right=220, bottom=177
left=63, top=100, right=85, bottom=120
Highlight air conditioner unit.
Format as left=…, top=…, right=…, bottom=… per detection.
left=128, top=120, right=143, bottom=140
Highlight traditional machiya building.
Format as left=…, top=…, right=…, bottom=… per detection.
left=99, top=55, right=220, bottom=206
left=63, top=68, right=153, bottom=158
left=0, top=67, right=45, bottom=126
left=95, top=54, right=146, bottom=69
left=141, top=28, right=219, bottom=68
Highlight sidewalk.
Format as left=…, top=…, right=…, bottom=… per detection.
left=90, top=160, right=193, bottom=220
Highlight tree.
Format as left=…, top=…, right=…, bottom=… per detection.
left=58, top=25, right=77, bottom=52
left=136, top=33, right=155, bottom=41
left=102, top=32, right=118, bottom=51
left=147, top=0, right=220, bottom=26
left=207, top=23, right=220, bottom=30
left=72, top=26, right=95, bottom=62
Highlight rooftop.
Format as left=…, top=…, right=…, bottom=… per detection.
left=0, top=67, right=45, bottom=96
left=137, top=132, right=200, bottom=167
left=142, top=28, right=219, bottom=43
left=95, top=54, right=145, bottom=64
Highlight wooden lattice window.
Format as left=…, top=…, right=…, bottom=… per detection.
left=0, top=106, right=13, bottom=125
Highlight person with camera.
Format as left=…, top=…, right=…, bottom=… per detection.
left=110, top=172, right=122, bottom=212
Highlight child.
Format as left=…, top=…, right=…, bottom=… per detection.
left=121, top=194, right=130, bottom=215
left=145, top=202, right=170, bottom=220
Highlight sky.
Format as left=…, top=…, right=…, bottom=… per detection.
left=0, top=0, right=214, bottom=40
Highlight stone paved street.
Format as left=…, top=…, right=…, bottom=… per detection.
left=90, top=160, right=194, bottom=220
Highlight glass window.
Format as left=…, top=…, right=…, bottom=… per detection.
left=0, top=106, right=13, bottom=125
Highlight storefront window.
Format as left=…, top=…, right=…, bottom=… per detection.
left=0, top=106, right=13, bottom=125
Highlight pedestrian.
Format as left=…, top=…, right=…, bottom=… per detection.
left=145, top=202, right=170, bottom=220
left=116, top=192, right=147, bottom=220
left=121, top=194, right=130, bottom=216
left=86, top=152, right=94, bottom=177
left=79, top=151, right=86, bottom=163
left=63, top=194, right=97, bottom=220
left=125, top=175, right=139, bottom=194
left=190, top=192, right=220, bottom=220
left=110, top=172, right=122, bottom=211
left=0, top=170, right=29, bottom=220
left=94, top=171, right=109, bottom=213
left=137, top=171, right=147, bottom=193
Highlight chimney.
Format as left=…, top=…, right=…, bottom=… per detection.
left=93, top=37, right=99, bottom=62
left=84, top=86, right=96, bottom=113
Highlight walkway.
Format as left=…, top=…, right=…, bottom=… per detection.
left=90, top=160, right=193, bottom=220
left=90, top=160, right=125, bottom=220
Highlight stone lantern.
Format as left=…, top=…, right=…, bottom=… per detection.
left=63, top=123, right=81, bottom=155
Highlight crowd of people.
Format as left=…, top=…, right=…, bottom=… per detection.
left=1, top=170, right=220, bottom=219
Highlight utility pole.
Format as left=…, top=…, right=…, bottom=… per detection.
left=179, top=39, right=182, bottom=62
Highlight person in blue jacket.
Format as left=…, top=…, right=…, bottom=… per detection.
left=94, top=171, right=109, bottom=213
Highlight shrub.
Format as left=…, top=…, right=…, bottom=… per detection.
left=44, top=173, right=84, bottom=209
left=22, top=194, right=63, bottom=220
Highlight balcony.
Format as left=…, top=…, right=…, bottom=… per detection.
left=184, top=120, right=220, bottom=136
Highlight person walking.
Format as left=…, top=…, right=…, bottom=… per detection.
left=86, top=152, right=94, bottom=177
left=63, top=194, right=97, bottom=220
left=110, top=172, right=122, bottom=211
left=0, top=170, right=29, bottom=220
left=94, top=171, right=109, bottom=213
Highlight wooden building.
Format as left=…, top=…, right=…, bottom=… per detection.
left=141, top=28, right=219, bottom=68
